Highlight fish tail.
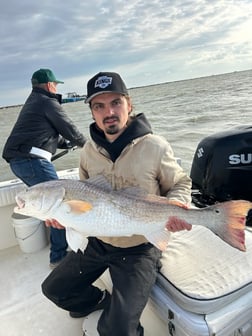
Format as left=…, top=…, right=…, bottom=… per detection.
left=215, top=200, right=252, bottom=252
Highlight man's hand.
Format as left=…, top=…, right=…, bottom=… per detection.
left=166, top=216, right=192, bottom=232
left=166, top=200, right=192, bottom=232
left=45, top=219, right=65, bottom=229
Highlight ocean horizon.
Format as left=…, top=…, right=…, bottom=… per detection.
left=1, top=69, right=251, bottom=109
left=1, top=68, right=251, bottom=182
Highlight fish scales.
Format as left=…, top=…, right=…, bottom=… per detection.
left=14, top=176, right=252, bottom=252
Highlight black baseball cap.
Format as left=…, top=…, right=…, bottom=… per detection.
left=85, top=72, right=128, bottom=103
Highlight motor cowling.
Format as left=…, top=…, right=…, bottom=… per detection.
left=190, top=126, right=252, bottom=216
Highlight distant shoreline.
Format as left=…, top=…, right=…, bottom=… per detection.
left=0, top=104, right=23, bottom=110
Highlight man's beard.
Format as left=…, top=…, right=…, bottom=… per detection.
left=105, top=124, right=120, bottom=135
left=103, top=116, right=120, bottom=135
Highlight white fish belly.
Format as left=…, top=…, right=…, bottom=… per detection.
left=56, top=202, right=167, bottom=237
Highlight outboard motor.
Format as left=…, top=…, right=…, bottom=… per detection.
left=190, top=126, right=252, bottom=225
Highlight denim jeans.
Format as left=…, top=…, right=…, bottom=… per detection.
left=10, top=157, right=68, bottom=263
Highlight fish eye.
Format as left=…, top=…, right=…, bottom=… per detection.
left=215, top=209, right=220, bottom=214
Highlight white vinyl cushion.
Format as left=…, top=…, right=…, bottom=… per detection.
left=158, top=226, right=252, bottom=314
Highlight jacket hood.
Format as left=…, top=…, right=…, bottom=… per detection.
left=90, top=113, right=152, bottom=162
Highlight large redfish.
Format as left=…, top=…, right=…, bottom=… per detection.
left=14, top=176, right=251, bottom=252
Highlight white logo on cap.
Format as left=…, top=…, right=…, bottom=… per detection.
left=95, top=76, right=112, bottom=89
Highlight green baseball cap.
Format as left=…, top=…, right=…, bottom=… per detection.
left=31, top=68, right=64, bottom=84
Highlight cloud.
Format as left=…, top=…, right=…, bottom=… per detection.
left=0, top=0, right=252, bottom=106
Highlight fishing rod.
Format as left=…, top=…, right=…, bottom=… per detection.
left=51, top=145, right=78, bottom=162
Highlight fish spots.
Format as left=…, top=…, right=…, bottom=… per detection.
left=66, top=200, right=93, bottom=214
left=237, top=216, right=246, bottom=224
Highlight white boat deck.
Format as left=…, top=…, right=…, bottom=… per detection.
left=0, top=244, right=168, bottom=336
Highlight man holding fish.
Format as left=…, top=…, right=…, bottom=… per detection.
left=39, top=71, right=193, bottom=336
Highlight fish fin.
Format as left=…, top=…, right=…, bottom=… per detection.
left=65, top=227, right=88, bottom=252
left=145, top=229, right=171, bottom=251
left=86, top=175, right=113, bottom=192
left=113, top=186, right=147, bottom=200
left=65, top=200, right=92, bottom=213
left=212, top=200, right=252, bottom=252
left=87, top=176, right=150, bottom=198
left=117, top=187, right=172, bottom=205
left=166, top=199, right=189, bottom=208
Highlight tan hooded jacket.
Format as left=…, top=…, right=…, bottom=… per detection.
left=79, top=133, right=192, bottom=248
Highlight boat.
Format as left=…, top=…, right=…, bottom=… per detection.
left=1, top=127, right=252, bottom=336
left=62, top=92, right=86, bottom=104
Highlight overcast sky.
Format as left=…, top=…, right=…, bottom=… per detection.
left=1, top=0, right=252, bottom=107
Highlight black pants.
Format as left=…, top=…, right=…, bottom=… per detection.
left=42, top=237, right=162, bottom=336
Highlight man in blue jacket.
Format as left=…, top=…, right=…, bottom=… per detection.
left=2, top=68, right=86, bottom=268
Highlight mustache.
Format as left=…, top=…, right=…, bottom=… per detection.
left=103, top=116, right=120, bottom=123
